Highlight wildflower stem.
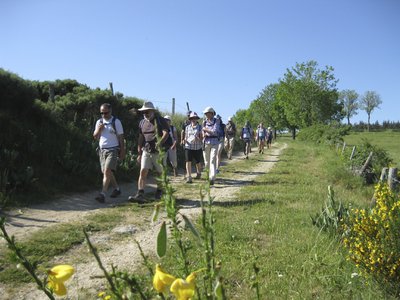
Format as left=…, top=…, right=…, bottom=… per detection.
left=0, top=217, right=56, bottom=300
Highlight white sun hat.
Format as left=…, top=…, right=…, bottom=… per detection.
left=138, top=101, right=156, bottom=111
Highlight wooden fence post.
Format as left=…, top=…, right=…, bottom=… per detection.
left=380, top=167, right=389, bottom=182
left=341, top=142, right=346, bottom=155
left=349, top=146, right=356, bottom=160
left=388, top=168, right=398, bottom=192
left=358, top=152, right=373, bottom=175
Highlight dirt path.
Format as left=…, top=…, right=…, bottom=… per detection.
left=1, top=143, right=286, bottom=299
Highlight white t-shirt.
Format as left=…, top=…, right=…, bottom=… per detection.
left=94, top=116, right=124, bottom=149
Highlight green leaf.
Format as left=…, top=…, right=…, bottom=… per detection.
left=181, top=214, right=201, bottom=241
left=156, top=221, right=167, bottom=258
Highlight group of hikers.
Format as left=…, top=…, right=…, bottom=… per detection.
left=93, top=102, right=273, bottom=204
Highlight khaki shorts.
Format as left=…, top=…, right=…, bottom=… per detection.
left=99, top=148, right=119, bottom=173
left=141, top=150, right=164, bottom=173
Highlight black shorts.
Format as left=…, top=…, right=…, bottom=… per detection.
left=185, top=149, right=203, bottom=164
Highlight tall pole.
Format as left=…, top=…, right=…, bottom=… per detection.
left=172, top=98, right=175, bottom=115
left=109, top=82, right=114, bottom=95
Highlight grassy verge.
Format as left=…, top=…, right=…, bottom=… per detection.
left=162, top=138, right=393, bottom=299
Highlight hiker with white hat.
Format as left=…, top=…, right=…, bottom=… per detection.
left=201, top=106, right=220, bottom=185
left=164, top=115, right=178, bottom=177
left=128, top=101, right=172, bottom=203
left=182, top=111, right=203, bottom=183
left=256, top=122, right=267, bottom=154
left=224, top=116, right=236, bottom=160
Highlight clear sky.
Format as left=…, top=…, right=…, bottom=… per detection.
left=1, top=0, right=399, bottom=124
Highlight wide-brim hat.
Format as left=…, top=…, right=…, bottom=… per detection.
left=164, top=115, right=171, bottom=120
left=138, top=101, right=156, bottom=111
left=268, top=127, right=271, bottom=130
left=189, top=112, right=200, bottom=120
left=203, top=106, right=215, bottom=114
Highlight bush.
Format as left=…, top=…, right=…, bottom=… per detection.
left=297, top=124, right=351, bottom=145
left=343, top=183, right=400, bottom=293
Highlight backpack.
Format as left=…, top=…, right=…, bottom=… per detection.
left=139, top=116, right=173, bottom=152
left=98, top=116, right=117, bottom=134
left=203, top=118, right=224, bottom=140
left=226, top=122, right=236, bottom=136
left=242, top=127, right=251, bottom=139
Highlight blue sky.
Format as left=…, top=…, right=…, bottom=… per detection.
left=1, top=0, right=399, bottom=124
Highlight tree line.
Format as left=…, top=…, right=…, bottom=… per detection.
left=233, top=60, right=384, bottom=137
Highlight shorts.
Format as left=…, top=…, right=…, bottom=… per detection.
left=141, top=150, right=163, bottom=173
left=185, top=149, right=203, bottom=164
left=99, top=148, right=119, bottom=173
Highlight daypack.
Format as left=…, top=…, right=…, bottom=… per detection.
left=242, top=127, right=251, bottom=139
left=98, top=116, right=117, bottom=134
left=225, top=122, right=236, bottom=136
left=139, top=116, right=173, bottom=152
left=203, top=118, right=224, bottom=140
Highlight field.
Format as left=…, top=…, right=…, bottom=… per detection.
left=344, top=130, right=400, bottom=167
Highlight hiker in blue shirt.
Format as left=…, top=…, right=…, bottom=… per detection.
left=256, top=122, right=267, bottom=154
left=215, top=114, right=225, bottom=174
left=202, top=106, right=219, bottom=185
left=240, top=121, right=252, bottom=159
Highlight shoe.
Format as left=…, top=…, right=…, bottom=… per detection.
left=110, top=189, right=121, bottom=198
left=216, top=169, right=220, bottom=174
left=128, top=191, right=145, bottom=203
left=195, top=173, right=201, bottom=179
left=186, top=177, right=193, bottom=183
left=95, top=193, right=105, bottom=203
left=155, top=189, right=163, bottom=200
left=246, top=156, right=249, bottom=159
left=210, top=180, right=214, bottom=186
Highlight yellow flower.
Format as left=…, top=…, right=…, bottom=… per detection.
left=170, top=272, right=196, bottom=300
left=47, top=265, right=74, bottom=296
left=153, top=264, right=176, bottom=294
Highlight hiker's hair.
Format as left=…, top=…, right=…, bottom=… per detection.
left=101, top=103, right=112, bottom=110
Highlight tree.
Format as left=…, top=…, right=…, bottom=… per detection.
left=277, top=61, right=341, bottom=139
left=339, top=89, right=359, bottom=125
left=360, top=91, right=382, bottom=131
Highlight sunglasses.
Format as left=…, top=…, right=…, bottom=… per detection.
left=100, top=111, right=110, bottom=115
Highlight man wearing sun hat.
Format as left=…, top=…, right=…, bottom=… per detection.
left=202, top=106, right=220, bottom=185
left=128, top=101, right=171, bottom=203
left=182, top=111, right=203, bottom=183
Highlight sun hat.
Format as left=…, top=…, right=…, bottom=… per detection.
left=268, top=127, right=271, bottom=130
left=164, top=115, right=171, bottom=120
left=228, top=116, right=232, bottom=121
left=203, top=106, right=215, bottom=114
left=189, top=112, right=200, bottom=119
left=138, top=101, right=156, bottom=111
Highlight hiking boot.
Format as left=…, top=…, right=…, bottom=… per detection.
left=155, top=189, right=163, bottom=200
left=186, top=177, right=193, bottom=183
left=209, top=180, right=214, bottom=186
left=128, top=190, right=145, bottom=203
left=110, top=189, right=121, bottom=198
left=195, top=173, right=201, bottom=179
left=95, top=193, right=105, bottom=203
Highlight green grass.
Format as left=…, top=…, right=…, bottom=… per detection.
left=162, top=139, right=394, bottom=299
left=344, top=130, right=400, bottom=167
